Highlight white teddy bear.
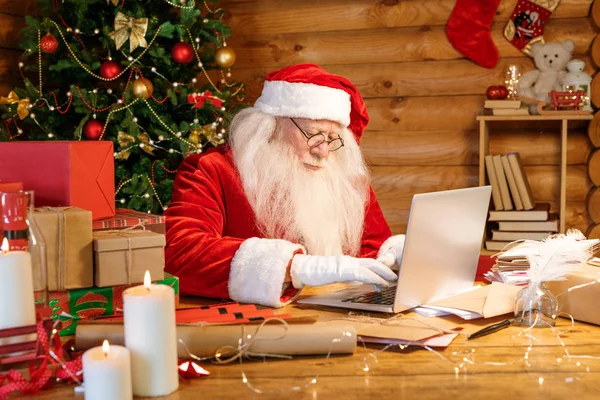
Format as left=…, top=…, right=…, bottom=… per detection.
left=518, top=40, right=575, bottom=113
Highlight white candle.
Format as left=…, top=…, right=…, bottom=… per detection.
left=123, top=271, right=178, bottom=397
left=82, top=340, right=132, bottom=400
left=0, top=238, right=36, bottom=345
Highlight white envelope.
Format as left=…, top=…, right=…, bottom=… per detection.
left=421, top=282, right=523, bottom=319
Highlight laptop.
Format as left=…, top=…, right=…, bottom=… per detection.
left=297, top=185, right=492, bottom=313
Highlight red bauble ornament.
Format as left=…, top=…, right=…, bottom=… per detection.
left=486, top=85, right=509, bottom=100
left=83, top=120, right=103, bottom=140
left=40, top=34, right=59, bottom=54
left=497, top=85, right=509, bottom=99
left=171, top=42, right=194, bottom=64
left=99, top=61, right=122, bottom=80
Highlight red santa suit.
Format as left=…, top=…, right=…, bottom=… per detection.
left=165, top=145, right=392, bottom=306
left=165, top=64, right=402, bottom=307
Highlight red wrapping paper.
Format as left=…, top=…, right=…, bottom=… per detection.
left=0, top=141, right=115, bottom=220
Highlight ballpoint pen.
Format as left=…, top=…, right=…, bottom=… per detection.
left=467, top=319, right=513, bottom=340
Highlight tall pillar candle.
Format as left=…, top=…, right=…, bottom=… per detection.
left=82, top=340, right=132, bottom=400
left=123, top=271, right=178, bottom=397
left=0, top=238, right=36, bottom=345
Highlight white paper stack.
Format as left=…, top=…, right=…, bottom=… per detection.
left=484, top=242, right=538, bottom=285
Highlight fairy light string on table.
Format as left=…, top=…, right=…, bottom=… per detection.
left=177, top=318, right=351, bottom=395
left=196, top=266, right=600, bottom=394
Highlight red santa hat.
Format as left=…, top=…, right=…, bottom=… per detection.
left=254, top=64, right=369, bottom=143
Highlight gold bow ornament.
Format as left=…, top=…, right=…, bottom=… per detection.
left=116, top=131, right=155, bottom=160
left=189, top=123, right=222, bottom=147
left=109, top=12, right=148, bottom=53
left=0, top=91, right=31, bottom=120
left=107, top=0, right=119, bottom=5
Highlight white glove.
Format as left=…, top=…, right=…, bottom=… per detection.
left=376, top=235, right=406, bottom=270
left=290, top=254, right=397, bottom=289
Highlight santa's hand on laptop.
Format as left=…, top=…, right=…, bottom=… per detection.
left=290, top=254, right=397, bottom=289
left=376, top=234, right=406, bottom=270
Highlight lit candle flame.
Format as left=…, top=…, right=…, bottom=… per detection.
left=102, top=340, right=110, bottom=358
left=1, top=238, right=8, bottom=254
left=144, top=270, right=151, bottom=288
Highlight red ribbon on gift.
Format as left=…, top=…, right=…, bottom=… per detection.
left=187, top=91, right=224, bottom=109
left=0, top=321, right=82, bottom=400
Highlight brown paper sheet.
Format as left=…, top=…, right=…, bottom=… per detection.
left=33, top=207, right=93, bottom=291
left=75, top=322, right=356, bottom=357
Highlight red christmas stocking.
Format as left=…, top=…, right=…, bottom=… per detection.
left=445, top=0, right=501, bottom=69
left=503, top=0, right=561, bottom=54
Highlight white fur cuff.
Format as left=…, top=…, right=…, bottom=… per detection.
left=229, top=237, right=304, bottom=308
left=377, top=234, right=406, bottom=259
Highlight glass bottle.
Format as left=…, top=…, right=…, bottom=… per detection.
left=1, top=190, right=48, bottom=307
left=513, top=281, right=558, bottom=328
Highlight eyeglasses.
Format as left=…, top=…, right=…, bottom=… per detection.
left=289, top=118, right=344, bottom=152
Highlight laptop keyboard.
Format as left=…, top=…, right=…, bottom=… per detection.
left=341, top=285, right=396, bottom=305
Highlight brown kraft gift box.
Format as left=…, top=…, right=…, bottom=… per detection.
left=93, top=230, right=165, bottom=287
left=33, top=206, right=94, bottom=291
left=546, top=263, right=600, bottom=326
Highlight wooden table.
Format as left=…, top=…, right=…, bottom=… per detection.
left=18, top=285, right=600, bottom=400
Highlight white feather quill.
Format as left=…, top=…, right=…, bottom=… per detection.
left=525, top=229, right=600, bottom=284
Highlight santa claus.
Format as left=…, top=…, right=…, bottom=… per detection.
left=165, top=64, right=406, bottom=307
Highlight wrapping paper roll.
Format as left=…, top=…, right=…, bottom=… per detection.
left=76, top=322, right=357, bottom=357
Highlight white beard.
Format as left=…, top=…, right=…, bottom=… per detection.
left=229, top=108, right=370, bottom=256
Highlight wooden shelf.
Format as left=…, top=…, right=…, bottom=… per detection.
left=478, top=113, right=593, bottom=234
left=477, top=114, right=593, bottom=122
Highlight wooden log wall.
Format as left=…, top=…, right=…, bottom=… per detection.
left=0, top=1, right=596, bottom=235
left=589, top=0, right=600, bottom=239
left=223, top=0, right=597, bottom=234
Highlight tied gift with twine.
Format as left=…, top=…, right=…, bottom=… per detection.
left=33, top=206, right=93, bottom=292
left=499, top=229, right=600, bottom=327
left=42, top=207, right=69, bottom=291
left=93, top=225, right=165, bottom=286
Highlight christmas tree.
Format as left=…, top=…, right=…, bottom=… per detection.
left=0, top=0, right=246, bottom=214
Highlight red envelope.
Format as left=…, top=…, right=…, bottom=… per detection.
left=0, top=141, right=115, bottom=220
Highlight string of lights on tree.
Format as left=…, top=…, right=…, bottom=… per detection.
left=0, top=0, right=246, bottom=214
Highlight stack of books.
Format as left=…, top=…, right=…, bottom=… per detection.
left=484, top=99, right=530, bottom=116
left=484, top=152, right=558, bottom=251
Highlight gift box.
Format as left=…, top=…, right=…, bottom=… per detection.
left=93, top=230, right=165, bottom=287
left=0, top=141, right=115, bottom=220
left=93, top=209, right=166, bottom=235
left=33, top=206, right=93, bottom=291
left=48, top=274, right=179, bottom=336
left=546, top=263, right=600, bottom=326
